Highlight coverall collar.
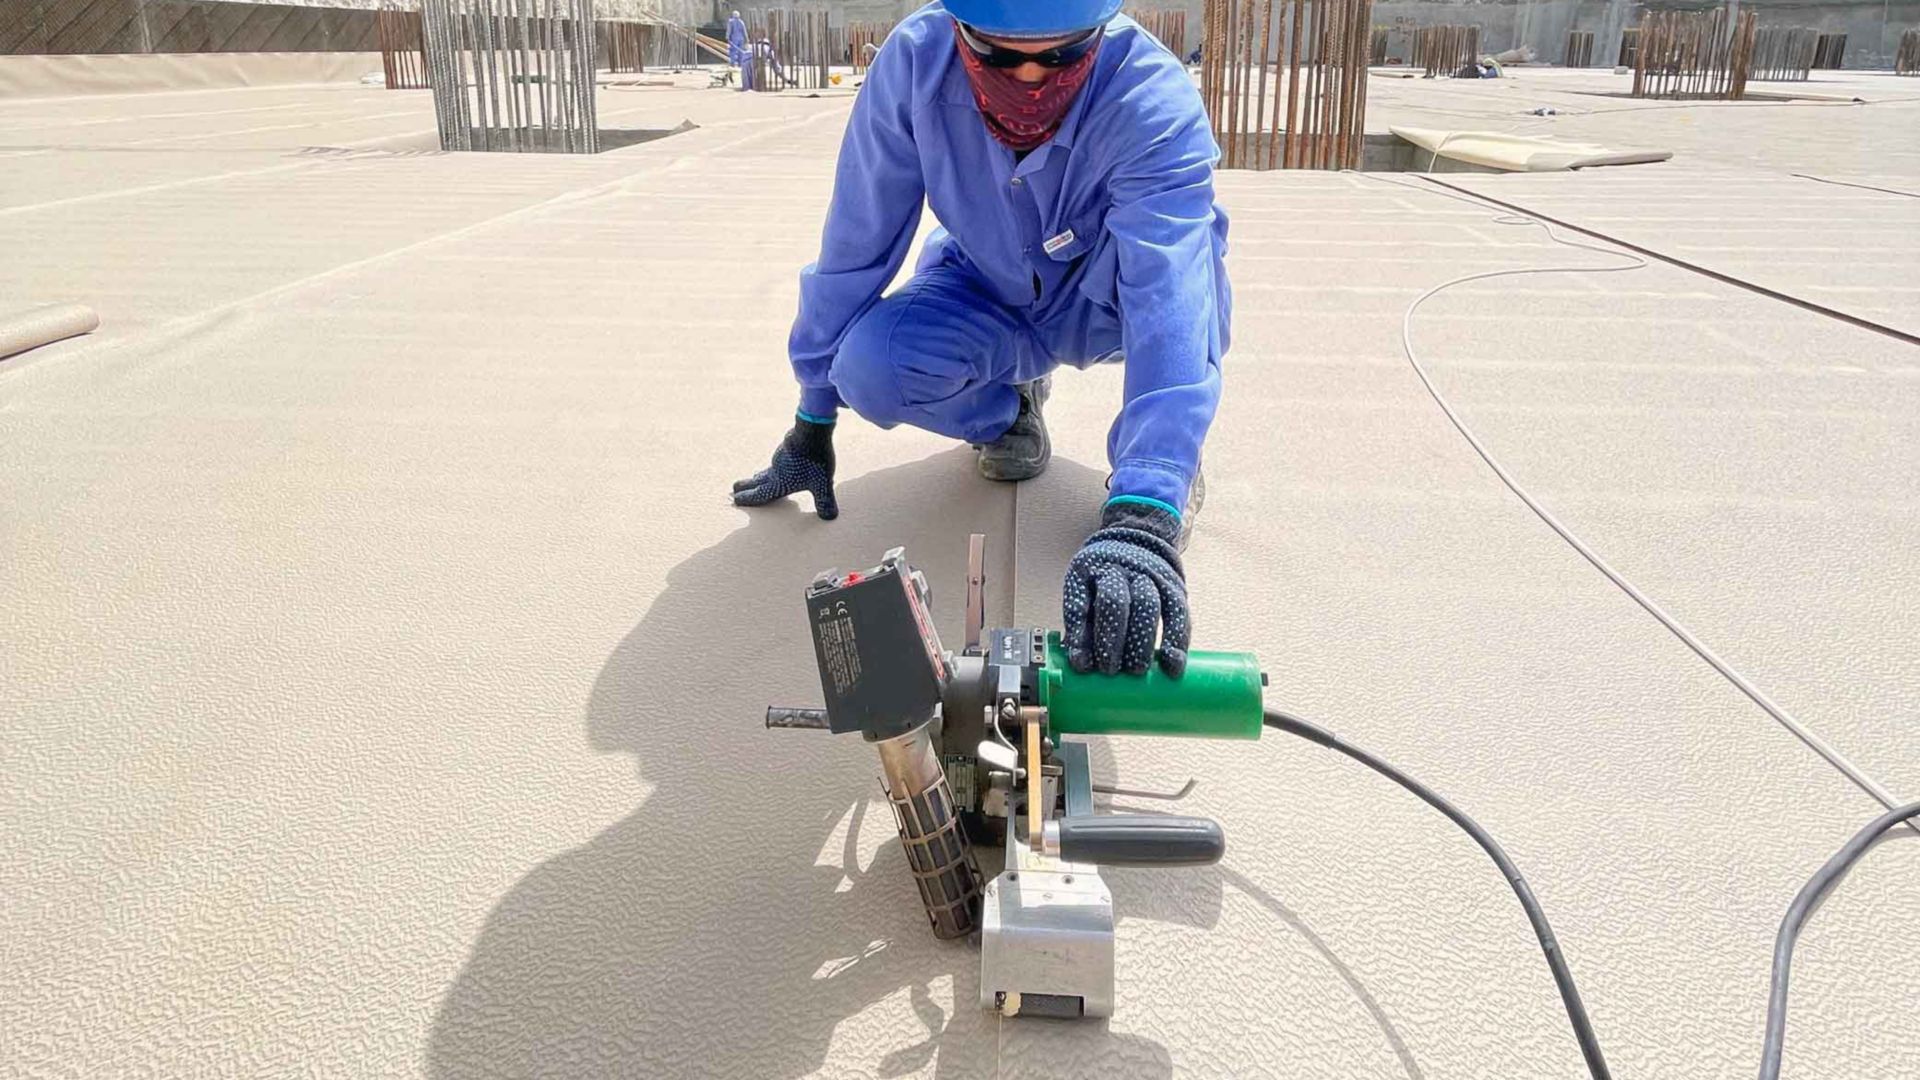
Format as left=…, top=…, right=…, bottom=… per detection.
left=1006, top=55, right=1099, bottom=174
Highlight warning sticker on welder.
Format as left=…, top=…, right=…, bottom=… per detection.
left=816, top=608, right=862, bottom=696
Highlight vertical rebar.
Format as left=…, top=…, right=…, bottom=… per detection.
left=1307, top=0, right=1324, bottom=168
left=1200, top=0, right=1217, bottom=147
left=1250, top=0, right=1272, bottom=170
left=1223, top=0, right=1240, bottom=167
left=1282, top=0, right=1301, bottom=168
left=1265, top=0, right=1287, bottom=169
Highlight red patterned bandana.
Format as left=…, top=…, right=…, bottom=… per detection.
left=953, top=23, right=1102, bottom=152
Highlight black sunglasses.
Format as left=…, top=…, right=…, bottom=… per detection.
left=956, top=22, right=1102, bottom=69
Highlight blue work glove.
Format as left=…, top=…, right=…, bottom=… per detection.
left=1062, top=501, right=1189, bottom=677
left=731, top=415, right=838, bottom=520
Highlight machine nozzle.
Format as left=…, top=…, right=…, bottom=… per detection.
left=874, top=722, right=981, bottom=939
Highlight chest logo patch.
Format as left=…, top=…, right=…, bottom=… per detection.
left=1042, top=229, right=1077, bottom=256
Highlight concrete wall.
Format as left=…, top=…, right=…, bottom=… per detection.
left=6, top=0, right=1913, bottom=68
left=1734, top=0, right=1920, bottom=68
left=747, top=0, right=1920, bottom=71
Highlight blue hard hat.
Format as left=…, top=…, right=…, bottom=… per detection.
left=942, top=0, right=1123, bottom=39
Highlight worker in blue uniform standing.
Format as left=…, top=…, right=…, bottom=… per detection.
left=732, top=0, right=1231, bottom=679
left=726, top=10, right=749, bottom=89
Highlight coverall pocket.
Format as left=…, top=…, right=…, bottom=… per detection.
left=1039, top=216, right=1098, bottom=264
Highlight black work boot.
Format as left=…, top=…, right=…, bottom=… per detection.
left=977, top=376, right=1052, bottom=482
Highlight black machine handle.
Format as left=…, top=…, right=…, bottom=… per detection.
left=766, top=706, right=831, bottom=730
left=1056, top=814, right=1225, bottom=868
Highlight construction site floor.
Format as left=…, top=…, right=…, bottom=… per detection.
left=4, top=63, right=1918, bottom=1079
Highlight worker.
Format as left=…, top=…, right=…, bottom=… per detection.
left=731, top=1, right=1229, bottom=679
left=727, top=10, right=748, bottom=90
left=751, top=36, right=789, bottom=89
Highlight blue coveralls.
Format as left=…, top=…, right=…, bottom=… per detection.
left=787, top=4, right=1230, bottom=513
left=727, top=15, right=748, bottom=87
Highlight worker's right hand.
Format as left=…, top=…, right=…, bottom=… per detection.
left=731, top=415, right=838, bottom=520
left=1062, top=501, right=1189, bottom=677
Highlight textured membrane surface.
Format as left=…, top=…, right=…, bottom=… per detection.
left=3, top=64, right=1917, bottom=1079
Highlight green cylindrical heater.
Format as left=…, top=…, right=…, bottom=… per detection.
left=1037, top=632, right=1265, bottom=740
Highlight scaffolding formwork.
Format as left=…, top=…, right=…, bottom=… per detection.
left=1199, top=0, right=1374, bottom=171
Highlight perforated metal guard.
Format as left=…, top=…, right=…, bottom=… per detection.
left=884, top=771, right=982, bottom=939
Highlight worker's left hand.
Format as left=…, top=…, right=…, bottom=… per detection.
left=1062, top=502, right=1189, bottom=677
left=731, top=416, right=838, bottom=520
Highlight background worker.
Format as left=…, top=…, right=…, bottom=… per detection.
left=732, top=1, right=1231, bottom=679
left=727, top=10, right=749, bottom=89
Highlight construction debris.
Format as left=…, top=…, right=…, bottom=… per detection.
left=1390, top=126, right=1672, bottom=172
left=1631, top=8, right=1755, bottom=101
left=1199, top=0, right=1373, bottom=171
left=0, top=302, right=99, bottom=361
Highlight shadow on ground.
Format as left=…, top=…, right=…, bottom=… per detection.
left=427, top=451, right=1218, bottom=1078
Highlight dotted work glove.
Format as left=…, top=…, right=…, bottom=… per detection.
left=1061, top=501, right=1189, bottom=677
left=731, top=415, right=838, bottom=520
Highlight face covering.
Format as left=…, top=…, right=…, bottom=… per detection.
left=953, top=23, right=1102, bottom=152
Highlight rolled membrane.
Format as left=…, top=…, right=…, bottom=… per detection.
left=0, top=303, right=101, bottom=360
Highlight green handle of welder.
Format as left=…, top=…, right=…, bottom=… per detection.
left=1037, top=632, right=1264, bottom=739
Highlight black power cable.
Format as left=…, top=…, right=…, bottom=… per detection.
left=1262, top=708, right=1612, bottom=1080
left=1265, top=708, right=1920, bottom=1079
left=1758, top=800, right=1920, bottom=1080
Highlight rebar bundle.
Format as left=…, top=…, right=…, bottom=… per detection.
left=1199, top=0, right=1374, bottom=172
left=605, top=20, right=652, bottom=73
left=377, top=5, right=429, bottom=89
left=1369, top=25, right=1387, bottom=66
left=1811, top=32, right=1846, bottom=69
left=1127, top=8, right=1188, bottom=59
left=662, top=20, right=727, bottom=68
left=1617, top=26, right=1639, bottom=68
left=422, top=0, right=600, bottom=153
left=1564, top=29, right=1593, bottom=68
left=1630, top=8, right=1754, bottom=101
left=846, top=20, right=893, bottom=72
left=1410, top=24, right=1477, bottom=78
left=1749, top=25, right=1817, bottom=82
left=1901, top=29, right=1920, bottom=76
